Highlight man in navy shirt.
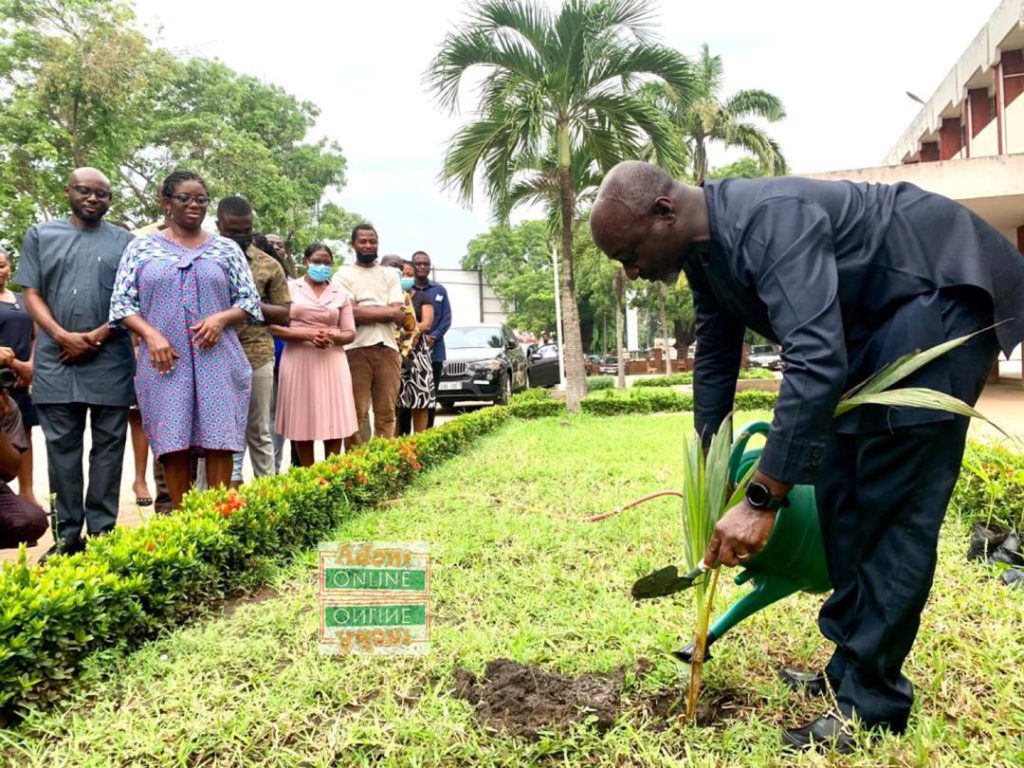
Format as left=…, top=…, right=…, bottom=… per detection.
left=409, top=250, right=451, bottom=431
left=590, top=160, right=1024, bottom=752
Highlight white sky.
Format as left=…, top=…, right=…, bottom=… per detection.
left=134, top=0, right=997, bottom=266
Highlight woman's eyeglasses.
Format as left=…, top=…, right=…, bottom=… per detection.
left=168, top=193, right=210, bottom=207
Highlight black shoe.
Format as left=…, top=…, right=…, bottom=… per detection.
left=782, top=711, right=858, bottom=754
left=778, top=666, right=839, bottom=697
left=38, top=536, right=86, bottom=565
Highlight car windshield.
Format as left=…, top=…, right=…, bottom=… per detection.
left=447, top=326, right=503, bottom=349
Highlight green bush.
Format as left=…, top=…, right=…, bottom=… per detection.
left=509, top=399, right=566, bottom=419
left=733, top=390, right=779, bottom=410
left=509, top=387, right=551, bottom=404
left=586, top=375, right=615, bottom=391
left=509, top=387, right=776, bottom=419
left=0, top=406, right=510, bottom=720
left=952, top=441, right=1024, bottom=531
left=740, top=368, right=777, bottom=380
left=633, top=372, right=692, bottom=388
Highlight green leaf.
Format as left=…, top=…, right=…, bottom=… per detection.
left=834, top=387, right=1010, bottom=438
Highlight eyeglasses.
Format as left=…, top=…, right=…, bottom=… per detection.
left=168, top=193, right=210, bottom=207
left=70, top=185, right=112, bottom=201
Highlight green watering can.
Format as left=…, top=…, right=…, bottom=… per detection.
left=672, top=420, right=831, bottom=663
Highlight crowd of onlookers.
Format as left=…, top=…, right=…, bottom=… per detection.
left=0, top=167, right=451, bottom=560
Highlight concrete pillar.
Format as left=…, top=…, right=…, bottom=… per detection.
left=997, top=59, right=1005, bottom=155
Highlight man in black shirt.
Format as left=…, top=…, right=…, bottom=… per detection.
left=590, top=160, right=1024, bottom=751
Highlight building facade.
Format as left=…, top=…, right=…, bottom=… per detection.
left=808, top=0, right=1024, bottom=383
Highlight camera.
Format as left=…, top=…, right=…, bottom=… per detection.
left=0, top=367, right=17, bottom=390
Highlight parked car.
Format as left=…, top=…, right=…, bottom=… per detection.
left=437, top=324, right=529, bottom=406
left=598, top=355, right=619, bottom=375
left=526, top=343, right=561, bottom=388
left=748, top=344, right=785, bottom=371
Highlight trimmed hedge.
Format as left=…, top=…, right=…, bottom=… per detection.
left=633, top=372, right=692, bottom=388
left=586, top=375, right=615, bottom=391
left=0, top=406, right=510, bottom=720
left=509, top=387, right=779, bottom=419
left=633, top=369, right=777, bottom=388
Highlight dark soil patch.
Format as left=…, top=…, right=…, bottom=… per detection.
left=221, top=586, right=280, bottom=617
left=638, top=687, right=750, bottom=729
left=452, top=659, right=625, bottom=740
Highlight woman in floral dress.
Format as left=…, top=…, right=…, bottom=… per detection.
left=109, top=171, right=261, bottom=509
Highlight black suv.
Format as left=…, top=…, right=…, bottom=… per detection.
left=437, top=324, right=529, bottom=406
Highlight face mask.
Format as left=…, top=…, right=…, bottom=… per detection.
left=355, top=252, right=377, bottom=265
left=306, top=263, right=334, bottom=283
left=400, top=276, right=415, bottom=291
left=228, top=234, right=253, bottom=252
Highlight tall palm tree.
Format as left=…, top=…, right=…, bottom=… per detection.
left=428, top=0, right=695, bottom=413
left=648, top=43, right=786, bottom=184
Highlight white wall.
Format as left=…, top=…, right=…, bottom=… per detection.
left=973, top=118, right=1000, bottom=157
left=431, top=268, right=508, bottom=329
left=1005, top=93, right=1024, bottom=155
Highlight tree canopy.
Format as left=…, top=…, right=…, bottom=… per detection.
left=0, top=0, right=353, bottom=251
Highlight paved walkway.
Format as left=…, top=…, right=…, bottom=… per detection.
left=3, top=383, right=1023, bottom=565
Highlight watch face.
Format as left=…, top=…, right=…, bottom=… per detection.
left=746, top=481, right=772, bottom=508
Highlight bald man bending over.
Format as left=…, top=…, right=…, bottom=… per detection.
left=15, top=168, right=135, bottom=559
left=590, top=161, right=1024, bottom=752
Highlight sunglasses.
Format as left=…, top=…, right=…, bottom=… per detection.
left=71, top=185, right=112, bottom=201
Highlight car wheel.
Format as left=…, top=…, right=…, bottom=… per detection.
left=495, top=373, right=512, bottom=406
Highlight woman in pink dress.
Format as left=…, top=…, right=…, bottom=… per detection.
left=271, top=244, right=357, bottom=466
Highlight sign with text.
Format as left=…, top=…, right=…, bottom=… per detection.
left=318, top=542, right=430, bottom=655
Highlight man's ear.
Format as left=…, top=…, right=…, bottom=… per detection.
left=651, top=196, right=676, bottom=220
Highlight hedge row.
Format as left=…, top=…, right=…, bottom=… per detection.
left=508, top=387, right=779, bottom=419
left=0, top=406, right=510, bottom=721
left=632, top=369, right=777, bottom=388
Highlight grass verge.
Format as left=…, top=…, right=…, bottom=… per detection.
left=3, top=412, right=1022, bottom=767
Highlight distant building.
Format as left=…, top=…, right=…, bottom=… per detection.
left=807, top=0, right=1024, bottom=383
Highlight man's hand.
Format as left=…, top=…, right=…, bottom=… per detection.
left=145, top=330, right=179, bottom=374
left=704, top=500, right=777, bottom=568
left=0, top=347, right=15, bottom=368
left=190, top=315, right=227, bottom=350
left=390, top=305, right=406, bottom=324
left=56, top=330, right=101, bottom=364
left=424, top=335, right=436, bottom=348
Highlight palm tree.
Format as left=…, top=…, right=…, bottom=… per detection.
left=427, top=0, right=695, bottom=413
left=648, top=43, right=786, bottom=184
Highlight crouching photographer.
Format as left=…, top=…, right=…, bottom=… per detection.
left=0, top=346, right=47, bottom=549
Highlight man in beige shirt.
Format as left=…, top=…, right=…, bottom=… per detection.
left=333, top=224, right=404, bottom=444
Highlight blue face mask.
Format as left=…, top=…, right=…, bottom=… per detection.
left=306, top=263, right=333, bottom=283
left=400, top=276, right=415, bottom=291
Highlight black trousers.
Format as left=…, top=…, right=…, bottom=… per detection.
left=813, top=302, right=998, bottom=731
left=36, top=403, right=129, bottom=542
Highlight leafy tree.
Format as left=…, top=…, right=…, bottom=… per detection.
left=428, top=0, right=695, bottom=413
left=0, top=0, right=351, bottom=253
left=707, top=156, right=766, bottom=179
left=462, top=220, right=556, bottom=336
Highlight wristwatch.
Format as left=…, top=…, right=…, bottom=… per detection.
left=745, top=480, right=785, bottom=511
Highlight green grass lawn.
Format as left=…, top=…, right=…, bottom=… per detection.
left=3, top=412, right=1022, bottom=767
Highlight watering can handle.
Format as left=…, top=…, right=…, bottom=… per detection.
left=728, top=421, right=772, bottom=484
